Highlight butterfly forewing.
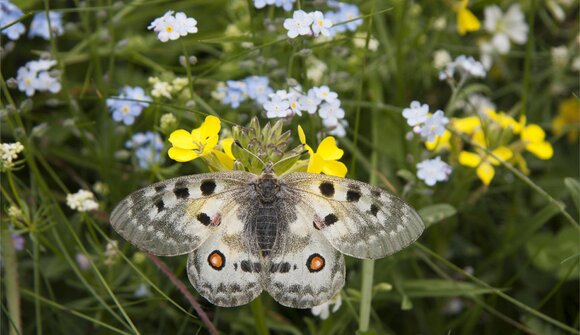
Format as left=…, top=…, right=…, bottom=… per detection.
left=281, top=172, right=425, bottom=259
left=110, top=171, right=254, bottom=256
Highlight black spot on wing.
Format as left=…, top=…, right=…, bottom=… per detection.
left=154, top=185, right=165, bottom=192
left=324, top=214, right=338, bottom=225
left=371, top=190, right=381, bottom=198
left=155, top=199, right=165, bottom=212
left=200, top=179, right=216, bottom=196
left=346, top=189, right=361, bottom=202
left=270, top=262, right=291, bottom=273
left=319, top=182, right=335, bottom=197
left=370, top=204, right=379, bottom=216
left=174, top=187, right=189, bottom=199
left=241, top=260, right=262, bottom=273
left=197, top=212, right=211, bottom=226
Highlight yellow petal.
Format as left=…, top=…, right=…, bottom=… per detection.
left=521, top=124, right=546, bottom=143
left=476, top=162, right=494, bottom=186
left=426, top=130, right=451, bottom=151
left=457, top=8, right=481, bottom=35
left=526, top=141, right=554, bottom=160
left=322, top=160, right=348, bottom=178
left=452, top=117, right=481, bottom=134
left=298, top=125, right=306, bottom=145
left=213, top=150, right=234, bottom=170
left=168, top=129, right=197, bottom=150
left=459, top=151, right=482, bottom=168
left=307, top=153, right=324, bottom=174
left=472, top=130, right=487, bottom=147
left=221, top=138, right=235, bottom=160
left=489, top=146, right=513, bottom=165
left=168, top=147, right=198, bottom=162
left=201, top=135, right=219, bottom=156
left=552, top=115, right=565, bottom=136
left=199, top=115, right=221, bottom=139
left=298, top=125, right=314, bottom=154
left=317, top=137, right=344, bottom=160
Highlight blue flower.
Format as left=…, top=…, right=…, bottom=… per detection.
left=326, top=2, right=363, bottom=36
left=220, top=80, right=247, bottom=108
left=125, top=132, right=164, bottom=169
left=106, top=86, right=151, bottom=126
left=28, top=11, right=64, bottom=40
left=0, top=0, right=26, bottom=40
left=244, top=76, right=273, bottom=104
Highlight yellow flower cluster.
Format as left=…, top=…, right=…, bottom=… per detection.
left=167, top=116, right=348, bottom=177
left=552, top=97, right=579, bottom=143
left=426, top=109, right=554, bottom=186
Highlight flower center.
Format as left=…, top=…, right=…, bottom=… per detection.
left=166, top=26, right=173, bottom=33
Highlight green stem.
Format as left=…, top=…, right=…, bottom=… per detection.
left=2, top=228, right=22, bottom=335
left=181, top=42, right=196, bottom=103
left=250, top=296, right=269, bottom=335
left=358, top=259, right=375, bottom=332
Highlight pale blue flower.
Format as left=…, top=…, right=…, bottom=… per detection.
left=402, top=101, right=429, bottom=127
left=416, top=157, right=452, bottom=186
left=327, top=2, right=363, bottom=36
left=244, top=76, right=273, bottom=104
left=0, top=0, right=26, bottom=40
left=125, top=132, right=163, bottom=169
left=419, top=110, right=449, bottom=142
left=221, top=80, right=247, bottom=108
left=28, top=11, right=64, bottom=40
left=284, top=10, right=313, bottom=38
left=264, top=94, right=290, bottom=118
left=106, top=86, right=150, bottom=125
left=275, top=0, right=295, bottom=12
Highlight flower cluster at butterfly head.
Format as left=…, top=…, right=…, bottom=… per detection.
left=167, top=116, right=348, bottom=178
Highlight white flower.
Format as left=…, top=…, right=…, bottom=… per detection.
left=283, top=10, right=313, bottom=38
left=572, top=56, right=580, bottom=72
left=264, top=94, right=290, bottom=118
left=75, top=253, right=91, bottom=270
left=134, top=284, right=151, bottom=298
left=14, top=59, right=61, bottom=96
left=66, top=190, right=99, bottom=212
left=457, top=94, right=496, bottom=115
left=313, top=85, right=338, bottom=102
left=551, top=46, right=569, bottom=67
left=319, top=100, right=345, bottom=123
left=328, top=119, right=348, bottom=138
left=287, top=94, right=302, bottom=116
left=311, top=294, right=342, bottom=320
left=484, top=4, right=528, bottom=46
left=416, top=157, right=452, bottom=186
left=148, top=11, right=198, bottom=42
left=0, top=142, right=24, bottom=170
left=104, top=241, right=119, bottom=265
left=419, top=110, right=449, bottom=142
left=306, top=57, right=327, bottom=84
left=402, top=101, right=429, bottom=127
left=309, top=11, right=332, bottom=37
left=298, top=89, right=321, bottom=114
left=439, top=55, right=486, bottom=81
left=151, top=80, right=173, bottom=98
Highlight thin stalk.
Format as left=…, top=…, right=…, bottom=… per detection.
left=2, top=228, right=22, bottom=335
left=181, top=42, right=196, bottom=103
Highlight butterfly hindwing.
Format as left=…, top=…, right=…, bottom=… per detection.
left=281, top=172, right=424, bottom=259
left=186, top=207, right=264, bottom=307
left=110, top=171, right=254, bottom=256
left=264, top=220, right=345, bottom=308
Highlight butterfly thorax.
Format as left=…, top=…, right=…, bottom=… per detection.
left=254, top=173, right=281, bottom=203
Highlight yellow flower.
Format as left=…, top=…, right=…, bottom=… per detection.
left=212, top=138, right=235, bottom=170
left=484, top=109, right=522, bottom=133
left=453, top=116, right=481, bottom=134
left=426, top=130, right=451, bottom=151
left=456, top=0, right=480, bottom=35
left=521, top=124, right=553, bottom=160
left=459, top=145, right=513, bottom=186
left=552, top=97, right=579, bottom=143
left=168, top=115, right=221, bottom=162
left=298, top=126, right=347, bottom=177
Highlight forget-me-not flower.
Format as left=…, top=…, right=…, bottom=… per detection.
left=28, top=11, right=64, bottom=40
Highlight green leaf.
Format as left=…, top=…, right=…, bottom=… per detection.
left=526, top=226, right=580, bottom=280
left=401, top=279, right=499, bottom=298
left=396, top=169, right=416, bottom=183
left=418, top=204, right=457, bottom=227
left=564, top=177, right=580, bottom=213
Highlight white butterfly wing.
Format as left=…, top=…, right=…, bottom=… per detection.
left=187, top=205, right=263, bottom=307
left=281, top=172, right=424, bottom=259
left=110, top=171, right=254, bottom=256
left=264, top=219, right=345, bottom=308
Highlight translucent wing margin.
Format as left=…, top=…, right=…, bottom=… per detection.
left=110, top=171, right=254, bottom=256
left=281, top=172, right=424, bottom=259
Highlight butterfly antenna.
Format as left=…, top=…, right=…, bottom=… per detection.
left=234, top=140, right=266, bottom=168
left=272, top=145, right=309, bottom=169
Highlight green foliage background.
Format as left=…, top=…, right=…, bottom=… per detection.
left=1, top=0, right=579, bottom=334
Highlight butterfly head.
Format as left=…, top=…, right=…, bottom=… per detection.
left=255, top=164, right=280, bottom=203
